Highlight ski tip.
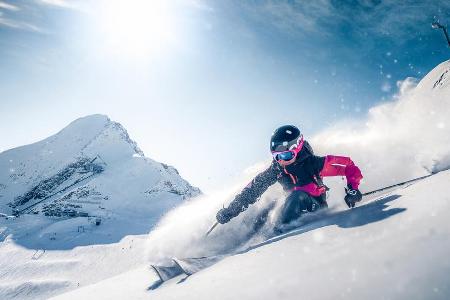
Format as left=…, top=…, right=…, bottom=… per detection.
left=149, top=265, right=164, bottom=282
left=147, top=279, right=163, bottom=290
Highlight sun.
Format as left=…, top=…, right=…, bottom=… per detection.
left=97, top=0, right=177, bottom=58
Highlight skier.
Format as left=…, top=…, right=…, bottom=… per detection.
left=216, top=125, right=363, bottom=226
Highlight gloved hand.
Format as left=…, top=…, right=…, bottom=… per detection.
left=216, top=208, right=232, bottom=224
left=344, top=184, right=362, bottom=208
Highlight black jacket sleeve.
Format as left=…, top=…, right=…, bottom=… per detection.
left=226, top=162, right=278, bottom=219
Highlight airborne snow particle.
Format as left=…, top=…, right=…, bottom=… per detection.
left=381, top=82, right=392, bottom=92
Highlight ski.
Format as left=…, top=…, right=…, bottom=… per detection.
left=150, top=260, right=184, bottom=283
left=173, top=255, right=225, bottom=276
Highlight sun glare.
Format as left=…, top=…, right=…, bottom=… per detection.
left=97, top=0, right=177, bottom=58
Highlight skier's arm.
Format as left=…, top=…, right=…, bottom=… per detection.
left=319, top=155, right=363, bottom=189
left=216, top=163, right=278, bottom=224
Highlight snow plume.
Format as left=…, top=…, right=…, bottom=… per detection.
left=146, top=60, right=450, bottom=263
left=146, top=167, right=289, bottom=263
left=312, top=60, right=450, bottom=194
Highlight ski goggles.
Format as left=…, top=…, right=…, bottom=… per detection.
left=272, top=150, right=296, bottom=161
left=271, top=135, right=304, bottom=162
left=272, top=135, right=304, bottom=161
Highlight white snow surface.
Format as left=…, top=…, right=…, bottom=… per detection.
left=53, top=170, right=450, bottom=300
left=2, top=61, right=450, bottom=300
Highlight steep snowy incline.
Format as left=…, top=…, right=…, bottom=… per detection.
left=53, top=170, right=450, bottom=300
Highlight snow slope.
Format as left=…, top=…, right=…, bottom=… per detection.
left=53, top=169, right=450, bottom=300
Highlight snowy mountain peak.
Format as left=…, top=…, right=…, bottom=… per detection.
left=0, top=115, right=200, bottom=224
left=48, top=114, right=145, bottom=161
left=57, top=114, right=110, bottom=136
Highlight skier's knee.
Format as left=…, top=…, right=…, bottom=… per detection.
left=279, top=191, right=309, bottom=224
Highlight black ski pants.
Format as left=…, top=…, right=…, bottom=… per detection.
left=279, top=190, right=328, bottom=224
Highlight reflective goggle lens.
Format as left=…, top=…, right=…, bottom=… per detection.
left=274, top=151, right=295, bottom=161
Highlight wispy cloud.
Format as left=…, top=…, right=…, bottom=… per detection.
left=239, top=0, right=334, bottom=36
left=0, top=17, right=42, bottom=32
left=0, top=1, right=19, bottom=11
left=233, top=0, right=450, bottom=42
left=336, top=0, right=450, bottom=39
left=37, top=0, right=79, bottom=10
left=0, top=1, right=43, bottom=32
left=0, top=0, right=86, bottom=33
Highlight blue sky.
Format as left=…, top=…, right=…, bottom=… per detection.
left=1, top=0, right=449, bottom=192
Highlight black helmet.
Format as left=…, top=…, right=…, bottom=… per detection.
left=270, top=125, right=302, bottom=152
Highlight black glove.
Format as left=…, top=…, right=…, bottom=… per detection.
left=344, top=184, right=362, bottom=208
left=216, top=208, right=232, bottom=224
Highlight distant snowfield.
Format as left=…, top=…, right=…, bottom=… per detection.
left=0, top=228, right=149, bottom=300
left=52, top=170, right=450, bottom=300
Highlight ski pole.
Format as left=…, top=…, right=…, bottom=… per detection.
left=362, top=174, right=432, bottom=196
left=205, top=221, right=219, bottom=236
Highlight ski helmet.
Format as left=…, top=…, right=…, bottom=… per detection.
left=270, top=125, right=303, bottom=153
